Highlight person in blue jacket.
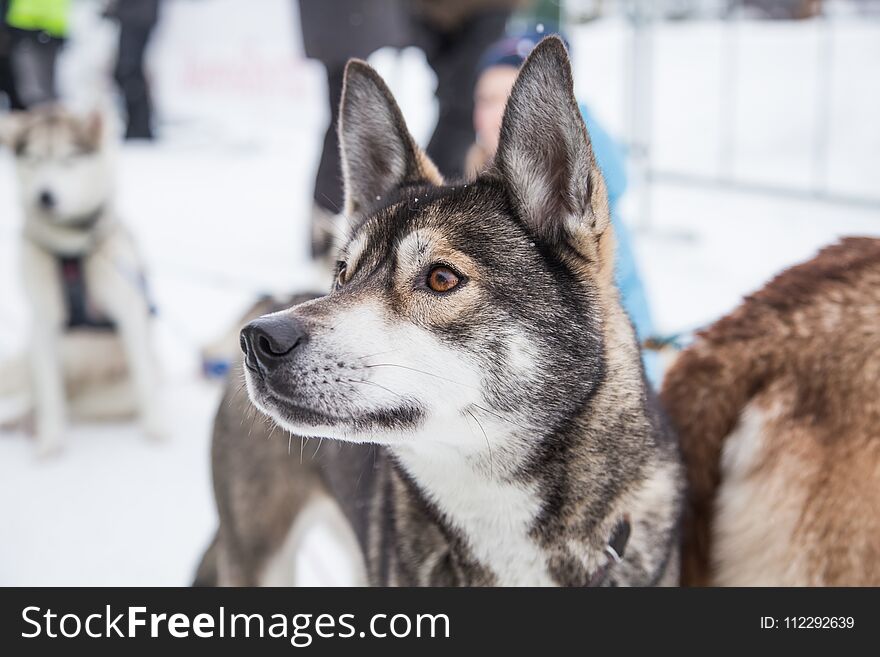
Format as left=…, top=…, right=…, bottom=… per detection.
left=468, top=28, right=661, bottom=384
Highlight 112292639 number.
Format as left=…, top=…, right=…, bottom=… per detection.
left=784, top=617, right=854, bottom=629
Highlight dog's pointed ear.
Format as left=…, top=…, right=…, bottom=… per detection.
left=493, top=37, right=610, bottom=243
left=84, top=109, right=104, bottom=146
left=339, top=59, right=442, bottom=216
left=0, top=112, right=27, bottom=153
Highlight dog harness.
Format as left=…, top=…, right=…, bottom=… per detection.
left=58, top=256, right=116, bottom=330
left=56, top=255, right=158, bottom=331
left=25, top=205, right=156, bottom=331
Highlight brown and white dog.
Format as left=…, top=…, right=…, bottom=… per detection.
left=663, top=237, right=880, bottom=586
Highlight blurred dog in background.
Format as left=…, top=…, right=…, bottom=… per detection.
left=0, top=106, right=164, bottom=456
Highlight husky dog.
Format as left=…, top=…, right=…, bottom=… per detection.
left=664, top=238, right=880, bottom=586
left=0, top=106, right=164, bottom=456
left=196, top=38, right=683, bottom=587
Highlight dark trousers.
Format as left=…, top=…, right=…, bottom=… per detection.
left=312, top=9, right=510, bottom=213
left=114, top=23, right=155, bottom=139
left=0, top=23, right=24, bottom=109
left=416, top=9, right=509, bottom=181
left=7, top=33, right=61, bottom=108
left=0, top=50, right=24, bottom=109
left=313, top=66, right=347, bottom=214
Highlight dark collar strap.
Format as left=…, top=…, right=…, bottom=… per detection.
left=607, top=517, right=631, bottom=563
left=63, top=205, right=106, bottom=232
left=586, top=518, right=631, bottom=587
left=24, top=205, right=110, bottom=258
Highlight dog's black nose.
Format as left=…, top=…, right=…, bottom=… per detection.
left=38, top=190, right=55, bottom=210
left=240, top=316, right=308, bottom=371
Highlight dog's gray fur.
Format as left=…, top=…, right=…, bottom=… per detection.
left=196, top=38, right=683, bottom=586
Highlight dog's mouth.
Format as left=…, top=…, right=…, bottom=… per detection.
left=243, top=363, right=424, bottom=440
left=31, top=201, right=106, bottom=230
left=53, top=206, right=106, bottom=231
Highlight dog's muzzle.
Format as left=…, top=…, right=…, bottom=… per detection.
left=240, top=315, right=308, bottom=373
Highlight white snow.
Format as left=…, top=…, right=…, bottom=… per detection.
left=1, top=1, right=878, bottom=585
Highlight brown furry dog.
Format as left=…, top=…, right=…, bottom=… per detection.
left=663, top=237, right=880, bottom=586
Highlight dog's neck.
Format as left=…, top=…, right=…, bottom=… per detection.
left=388, top=295, right=673, bottom=586
left=392, top=432, right=557, bottom=585
left=24, top=204, right=113, bottom=257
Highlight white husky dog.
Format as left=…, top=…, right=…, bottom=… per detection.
left=0, top=106, right=164, bottom=456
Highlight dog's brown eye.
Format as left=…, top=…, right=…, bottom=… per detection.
left=427, top=266, right=461, bottom=293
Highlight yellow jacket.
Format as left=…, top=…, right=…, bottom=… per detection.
left=5, top=0, right=70, bottom=38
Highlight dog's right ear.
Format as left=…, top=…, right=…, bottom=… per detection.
left=81, top=108, right=106, bottom=150
left=338, top=60, right=442, bottom=216
left=492, top=37, right=611, bottom=247
left=0, top=112, right=27, bottom=153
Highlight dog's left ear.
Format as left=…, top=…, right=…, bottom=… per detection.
left=493, top=37, right=610, bottom=244
left=339, top=60, right=442, bottom=216
left=0, top=112, right=27, bottom=152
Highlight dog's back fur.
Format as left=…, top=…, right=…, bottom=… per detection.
left=663, top=237, right=880, bottom=585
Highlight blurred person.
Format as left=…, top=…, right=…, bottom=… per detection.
left=408, top=0, right=523, bottom=180
left=298, top=0, right=523, bottom=268
left=0, top=0, right=25, bottom=109
left=298, top=0, right=408, bottom=264
left=2, top=0, right=70, bottom=108
left=104, top=0, right=161, bottom=140
left=196, top=0, right=411, bottom=380
left=469, top=29, right=661, bottom=384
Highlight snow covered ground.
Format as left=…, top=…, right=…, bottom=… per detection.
left=1, top=0, right=878, bottom=586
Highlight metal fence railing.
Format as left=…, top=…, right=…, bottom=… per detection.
left=561, top=0, right=880, bottom=228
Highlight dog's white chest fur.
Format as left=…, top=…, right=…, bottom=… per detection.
left=396, top=447, right=555, bottom=586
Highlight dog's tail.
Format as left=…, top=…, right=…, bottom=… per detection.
left=192, top=531, right=220, bottom=587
